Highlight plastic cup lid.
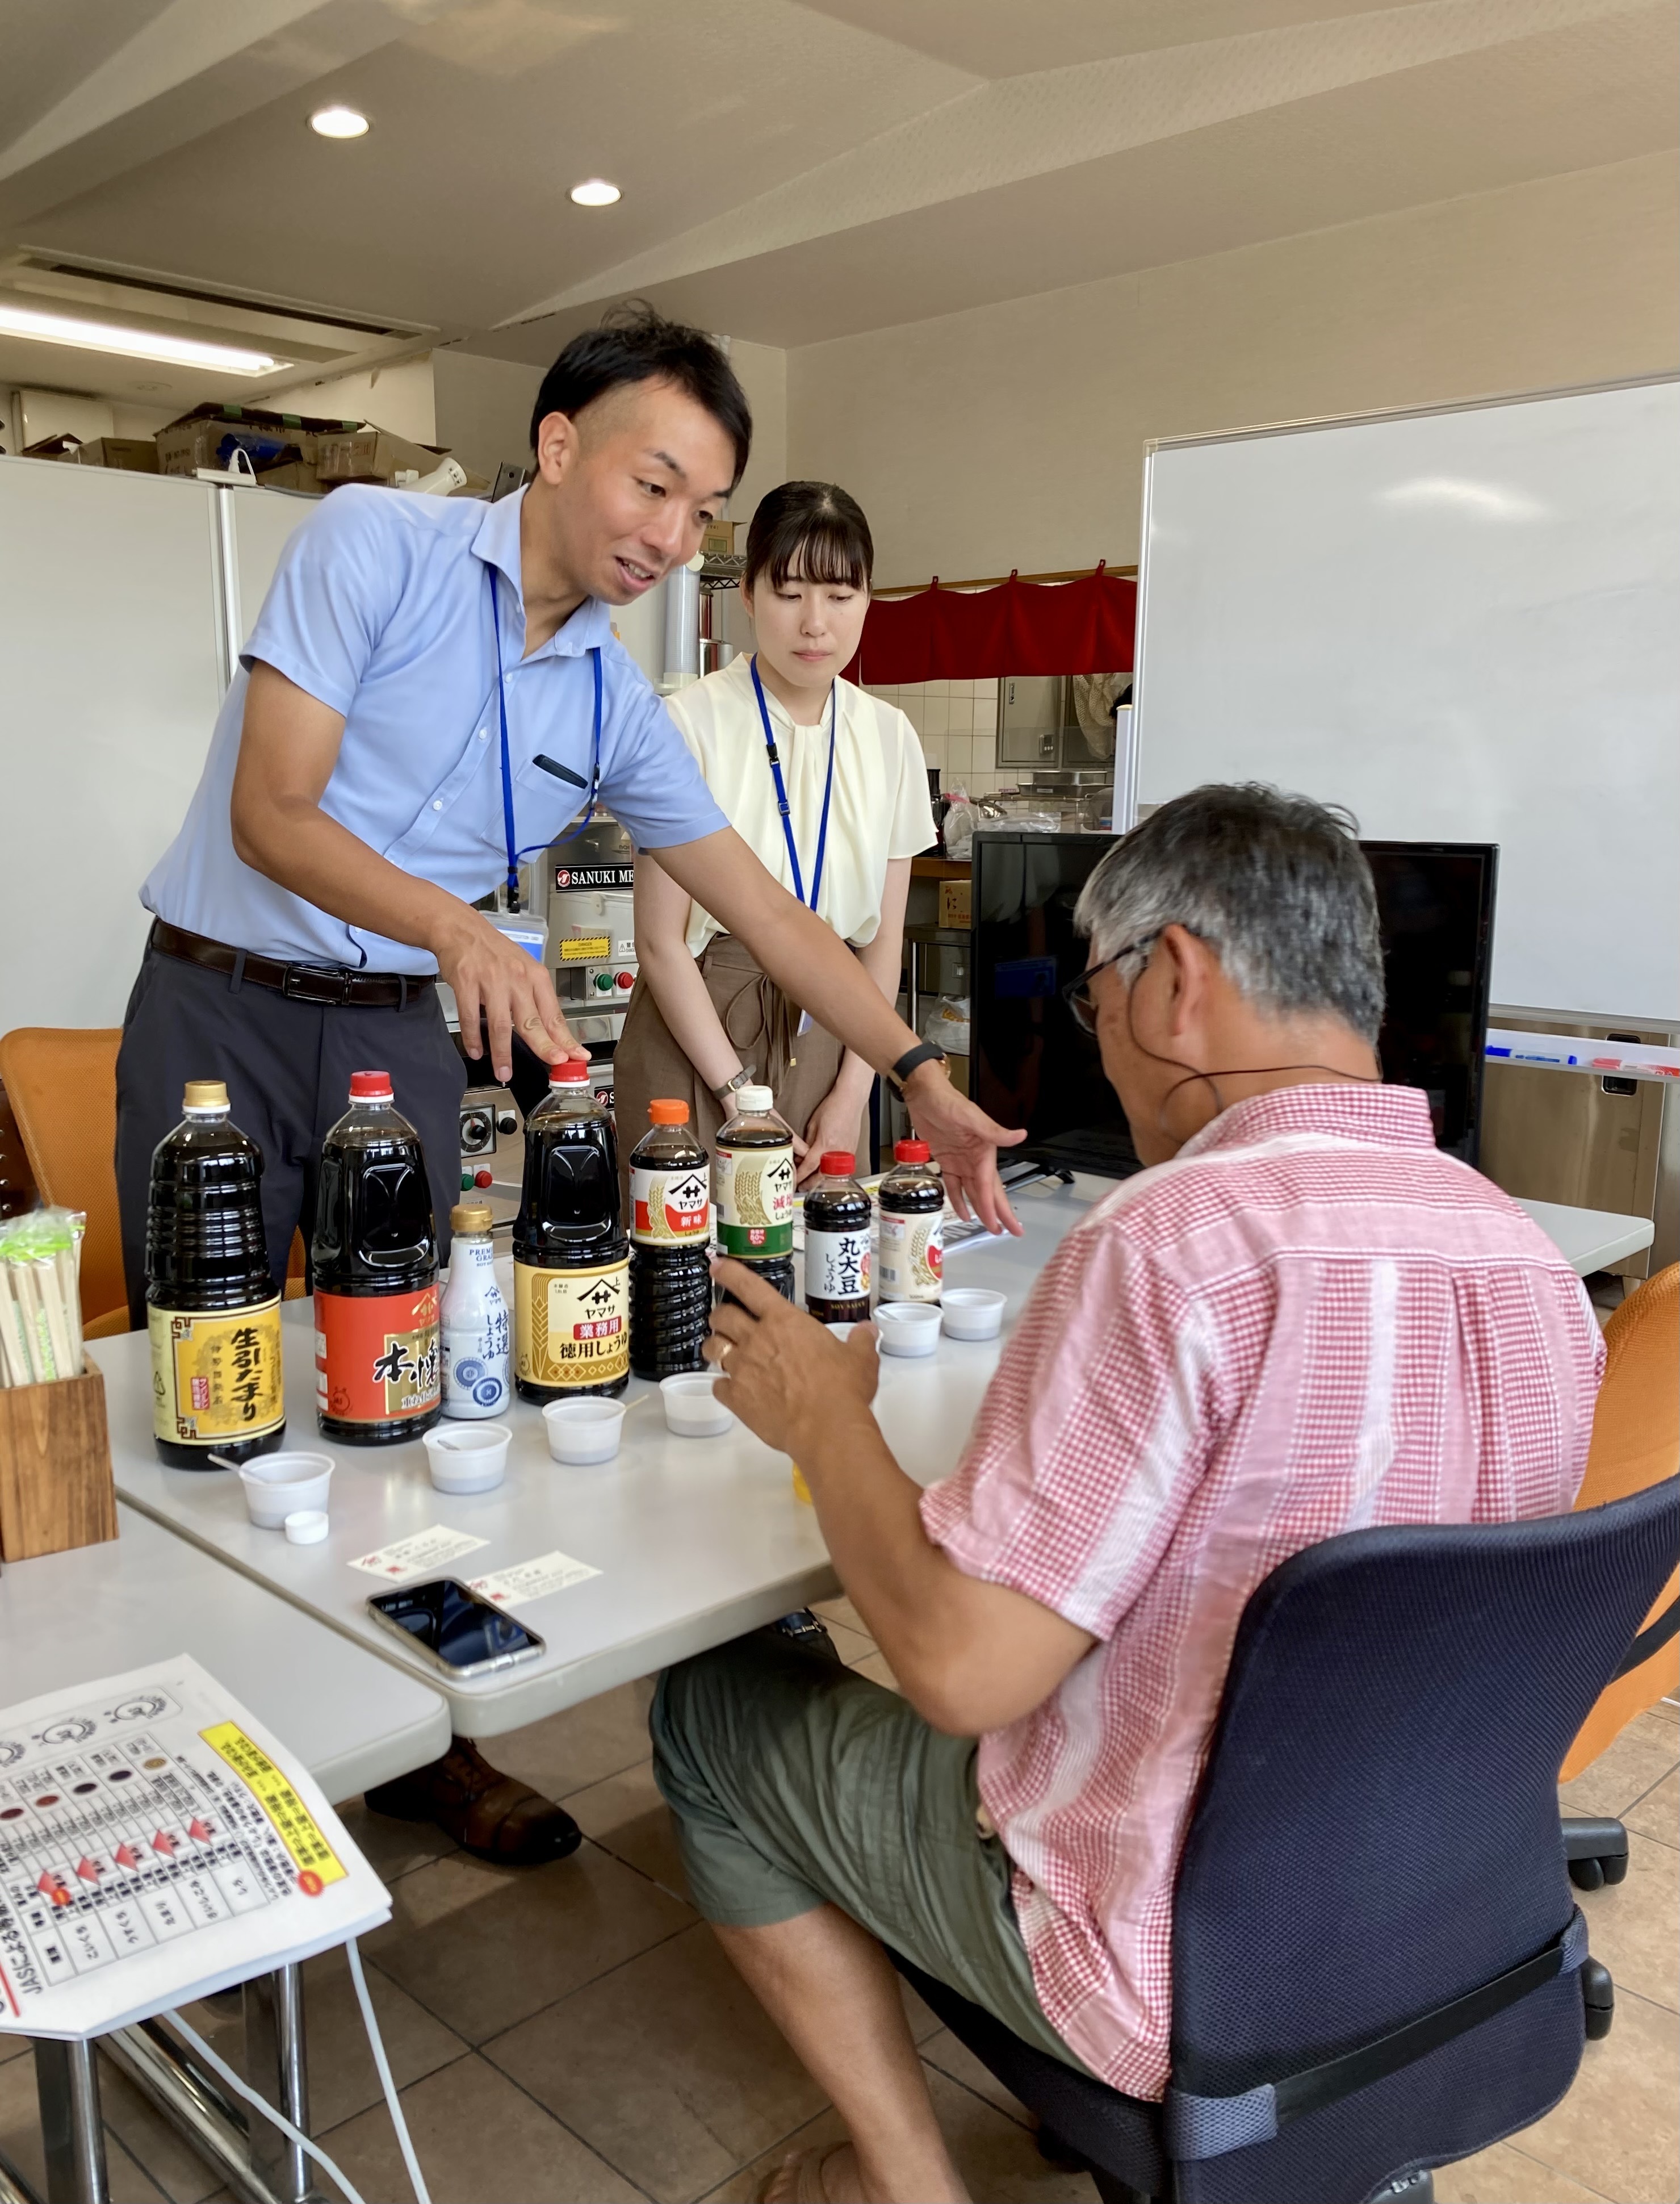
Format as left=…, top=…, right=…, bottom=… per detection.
left=283, top=1510, right=329, bottom=1544
left=819, top=1151, right=856, bottom=1176
left=349, top=1070, right=392, bottom=1099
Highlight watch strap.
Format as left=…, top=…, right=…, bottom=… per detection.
left=888, top=1042, right=948, bottom=1091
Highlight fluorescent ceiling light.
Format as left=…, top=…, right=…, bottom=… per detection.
left=310, top=105, right=370, bottom=139
left=0, top=304, right=288, bottom=377
left=570, top=178, right=621, bottom=207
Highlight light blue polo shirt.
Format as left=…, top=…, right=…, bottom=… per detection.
left=143, top=484, right=726, bottom=975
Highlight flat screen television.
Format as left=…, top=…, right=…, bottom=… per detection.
left=970, top=830, right=1497, bottom=1178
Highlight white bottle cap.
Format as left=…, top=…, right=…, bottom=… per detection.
left=734, top=1085, right=775, bottom=1114
left=284, top=1509, right=330, bottom=1545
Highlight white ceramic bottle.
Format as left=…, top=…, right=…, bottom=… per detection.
left=441, top=1202, right=510, bottom=1419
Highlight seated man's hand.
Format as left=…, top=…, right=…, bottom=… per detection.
left=705, top=1257, right=878, bottom=1457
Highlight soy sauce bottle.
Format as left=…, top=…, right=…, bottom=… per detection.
left=312, top=1071, right=442, bottom=1445
left=877, top=1139, right=944, bottom=1304
left=514, top=1060, right=629, bottom=1400
left=146, top=1080, right=286, bottom=1469
left=803, top=1152, right=872, bottom=1324
left=629, top=1099, right=711, bottom=1379
left=713, top=1085, right=795, bottom=1307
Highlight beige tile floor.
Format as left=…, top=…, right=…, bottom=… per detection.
left=1, top=1624, right=1673, bottom=2204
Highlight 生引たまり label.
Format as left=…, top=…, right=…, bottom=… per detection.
left=631, top=1165, right=709, bottom=1245
left=513, top=1259, right=630, bottom=1387
left=149, top=1298, right=285, bottom=1447
left=314, top=1286, right=441, bottom=1425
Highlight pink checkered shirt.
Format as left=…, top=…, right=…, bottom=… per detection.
left=920, top=1084, right=1604, bottom=2099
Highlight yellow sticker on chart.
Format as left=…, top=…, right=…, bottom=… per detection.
left=200, top=1722, right=346, bottom=1890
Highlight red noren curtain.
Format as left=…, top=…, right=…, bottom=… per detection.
left=846, top=568, right=1137, bottom=684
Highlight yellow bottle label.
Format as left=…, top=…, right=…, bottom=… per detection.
left=149, top=1298, right=284, bottom=1447
left=514, top=1258, right=630, bottom=1387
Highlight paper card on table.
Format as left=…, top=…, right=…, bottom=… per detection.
left=468, top=1550, right=601, bottom=1607
left=0, top=1655, right=388, bottom=2041
left=347, top=1526, right=489, bottom=1582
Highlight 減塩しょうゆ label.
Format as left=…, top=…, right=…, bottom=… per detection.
left=631, top=1165, right=709, bottom=1245
left=149, top=1298, right=285, bottom=1445
left=315, top=1287, right=441, bottom=1423
left=805, top=1228, right=872, bottom=1303
left=877, top=1213, right=943, bottom=1300
left=713, top=1143, right=795, bottom=1258
left=514, top=1259, right=630, bottom=1386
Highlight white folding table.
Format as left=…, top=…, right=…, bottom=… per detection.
left=0, top=1507, right=450, bottom=2204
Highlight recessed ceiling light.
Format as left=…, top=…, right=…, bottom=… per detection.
left=0, top=304, right=287, bottom=377
left=569, top=178, right=621, bottom=207
left=310, top=105, right=370, bottom=139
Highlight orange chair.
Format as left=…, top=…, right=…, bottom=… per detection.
left=0, top=1027, right=308, bottom=1339
left=0, top=1027, right=130, bottom=1338
left=1561, top=1264, right=1679, bottom=1783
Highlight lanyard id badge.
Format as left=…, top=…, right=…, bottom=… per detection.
left=488, top=567, right=602, bottom=913
left=749, top=655, right=837, bottom=1036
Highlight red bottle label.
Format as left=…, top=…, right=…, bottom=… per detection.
left=315, top=1287, right=441, bottom=1424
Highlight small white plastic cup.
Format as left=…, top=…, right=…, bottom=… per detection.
left=283, top=1510, right=329, bottom=1546
left=940, top=1289, right=1007, bottom=1341
left=543, top=1396, right=627, bottom=1466
left=238, top=1452, right=333, bottom=1529
left=874, top=1303, right=941, bottom=1358
left=660, top=1372, right=735, bottom=1437
left=422, top=1421, right=510, bottom=1494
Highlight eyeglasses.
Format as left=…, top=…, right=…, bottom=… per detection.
left=1061, top=933, right=1161, bottom=1033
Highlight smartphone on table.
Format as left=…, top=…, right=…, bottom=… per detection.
left=365, top=1578, right=544, bottom=1679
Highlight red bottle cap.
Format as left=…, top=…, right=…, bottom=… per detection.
left=894, top=1140, right=931, bottom=1163
left=549, top=1059, right=592, bottom=1084
left=819, top=1151, right=856, bottom=1176
left=349, top=1071, right=392, bottom=1100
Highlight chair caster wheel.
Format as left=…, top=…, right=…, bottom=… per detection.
left=1568, top=1856, right=1606, bottom=1891
left=1582, top=1956, right=1615, bottom=2040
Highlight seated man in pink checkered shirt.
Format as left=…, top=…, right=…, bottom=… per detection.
left=652, top=782, right=1604, bottom=2204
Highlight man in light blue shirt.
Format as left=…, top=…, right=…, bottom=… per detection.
left=116, top=306, right=1023, bottom=1867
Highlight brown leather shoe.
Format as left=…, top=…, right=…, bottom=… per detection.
left=364, top=1738, right=582, bottom=1864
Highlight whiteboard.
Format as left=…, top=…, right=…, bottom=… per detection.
left=1131, top=379, right=1680, bottom=1024
left=0, top=459, right=225, bottom=1031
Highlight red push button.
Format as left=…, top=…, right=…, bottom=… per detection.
left=615, top=970, right=635, bottom=989
left=474, top=1168, right=494, bottom=1188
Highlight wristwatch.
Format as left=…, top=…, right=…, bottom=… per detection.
left=714, top=1065, right=758, bottom=1106
left=886, top=1042, right=948, bottom=1094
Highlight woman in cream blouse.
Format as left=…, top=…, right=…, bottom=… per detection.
left=617, top=481, right=935, bottom=1180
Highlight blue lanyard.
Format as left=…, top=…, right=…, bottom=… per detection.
left=749, top=655, right=836, bottom=914
left=487, top=566, right=601, bottom=913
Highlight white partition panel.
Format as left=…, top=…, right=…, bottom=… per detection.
left=227, top=481, right=317, bottom=660
left=1131, top=379, right=1680, bottom=1025
left=0, top=458, right=225, bottom=1031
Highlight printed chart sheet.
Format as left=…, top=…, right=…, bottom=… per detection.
left=0, top=1657, right=388, bottom=2039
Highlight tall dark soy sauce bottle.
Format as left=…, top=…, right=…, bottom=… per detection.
left=628, top=1099, right=711, bottom=1379
left=803, top=1152, right=872, bottom=1324
left=712, top=1085, right=795, bottom=1307
left=312, top=1071, right=442, bottom=1445
left=146, top=1080, right=286, bottom=1469
left=514, top=1060, right=629, bottom=1401
left=876, top=1139, right=944, bottom=1304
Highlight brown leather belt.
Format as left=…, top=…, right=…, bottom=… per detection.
left=149, top=921, right=437, bottom=1011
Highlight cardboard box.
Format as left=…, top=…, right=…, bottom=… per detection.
left=939, top=878, right=971, bottom=930
left=66, top=437, right=159, bottom=473
left=701, top=518, right=739, bottom=559
left=156, top=403, right=359, bottom=480
left=315, top=425, right=451, bottom=486
left=259, top=460, right=323, bottom=495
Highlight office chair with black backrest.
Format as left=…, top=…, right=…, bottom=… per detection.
left=893, top=1477, right=1680, bottom=2204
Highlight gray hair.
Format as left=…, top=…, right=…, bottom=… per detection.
left=1074, top=783, right=1385, bottom=1043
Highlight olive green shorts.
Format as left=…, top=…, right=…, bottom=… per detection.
left=649, top=1623, right=1089, bottom=2075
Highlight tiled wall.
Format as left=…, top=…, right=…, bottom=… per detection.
left=863, top=679, right=1009, bottom=797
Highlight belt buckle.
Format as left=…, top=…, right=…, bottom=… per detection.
left=281, top=963, right=353, bottom=1006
